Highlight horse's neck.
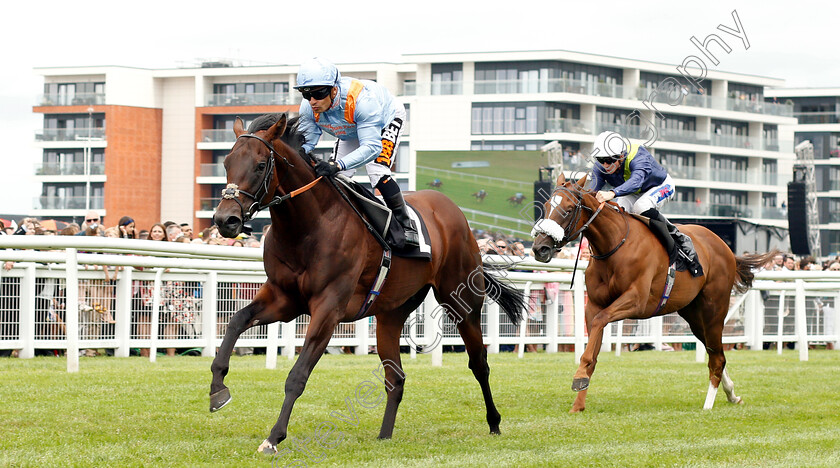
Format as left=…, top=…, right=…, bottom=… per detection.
left=582, top=202, right=626, bottom=257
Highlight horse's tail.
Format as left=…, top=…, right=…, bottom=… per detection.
left=733, top=249, right=780, bottom=293
left=482, top=266, right=526, bottom=325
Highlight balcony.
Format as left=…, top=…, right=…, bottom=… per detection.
left=794, top=112, right=840, bottom=124
left=761, top=206, right=787, bottom=220
left=545, top=118, right=594, bottom=134
left=38, top=93, right=105, bottom=106
left=475, top=78, right=632, bottom=99
left=206, top=93, right=294, bottom=107
left=35, top=161, right=105, bottom=176
left=662, top=201, right=707, bottom=216
left=34, top=196, right=104, bottom=210
left=709, top=203, right=752, bottom=218
left=35, top=127, right=106, bottom=142
left=200, top=163, right=225, bottom=177
left=657, top=127, right=710, bottom=145
left=200, top=197, right=221, bottom=211
left=636, top=87, right=793, bottom=116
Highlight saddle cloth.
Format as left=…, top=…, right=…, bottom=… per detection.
left=335, top=175, right=432, bottom=261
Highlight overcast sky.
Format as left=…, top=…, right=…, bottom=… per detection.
left=1, top=0, right=838, bottom=215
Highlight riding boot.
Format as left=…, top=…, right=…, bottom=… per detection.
left=384, top=192, right=420, bottom=247
left=642, top=209, right=704, bottom=277
left=641, top=209, right=678, bottom=264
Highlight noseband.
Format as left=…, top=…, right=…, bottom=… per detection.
left=221, top=133, right=321, bottom=222
left=535, top=186, right=628, bottom=260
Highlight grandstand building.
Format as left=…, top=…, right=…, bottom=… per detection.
left=33, top=50, right=799, bottom=250
left=765, top=87, right=840, bottom=256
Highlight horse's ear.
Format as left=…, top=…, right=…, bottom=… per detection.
left=265, top=114, right=288, bottom=142
left=233, top=117, right=245, bottom=137
left=576, top=174, right=588, bottom=188
left=555, top=173, right=566, bottom=186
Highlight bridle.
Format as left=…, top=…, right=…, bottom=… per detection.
left=537, top=184, right=629, bottom=260
left=220, top=133, right=321, bottom=222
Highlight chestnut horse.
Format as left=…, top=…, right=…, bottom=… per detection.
left=209, top=114, right=525, bottom=454
left=531, top=174, right=776, bottom=413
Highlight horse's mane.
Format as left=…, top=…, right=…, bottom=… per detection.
left=246, top=113, right=306, bottom=155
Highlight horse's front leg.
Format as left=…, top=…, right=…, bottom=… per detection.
left=210, top=284, right=294, bottom=412
left=258, top=300, right=343, bottom=454
left=570, top=289, right=643, bottom=414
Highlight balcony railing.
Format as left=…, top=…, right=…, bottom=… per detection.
left=200, top=197, right=221, bottom=211
left=35, top=161, right=105, bottom=176
left=200, top=129, right=235, bottom=143
left=761, top=206, right=787, bottom=220
left=794, top=112, right=840, bottom=124
left=656, top=127, right=710, bottom=145
left=545, top=118, right=594, bottom=134
left=34, top=196, right=104, bottom=210
left=206, top=93, right=294, bottom=107
left=635, top=87, right=793, bottom=116
left=38, top=93, right=105, bottom=106
left=35, top=128, right=106, bottom=142
left=475, top=78, right=632, bottom=99
left=200, top=164, right=225, bottom=177
left=662, top=201, right=707, bottom=216
left=708, top=203, right=753, bottom=218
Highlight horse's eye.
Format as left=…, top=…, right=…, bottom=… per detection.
left=257, top=162, right=267, bottom=172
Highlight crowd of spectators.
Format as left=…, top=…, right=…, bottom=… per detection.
left=0, top=211, right=267, bottom=358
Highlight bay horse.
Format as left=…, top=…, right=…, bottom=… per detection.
left=472, top=189, right=487, bottom=202
left=507, top=193, right=526, bottom=205
left=209, top=113, right=525, bottom=454
left=531, top=174, right=776, bottom=413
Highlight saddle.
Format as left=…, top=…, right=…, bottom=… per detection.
left=334, top=175, right=431, bottom=260
left=631, top=214, right=703, bottom=277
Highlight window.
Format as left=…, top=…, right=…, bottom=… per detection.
left=710, top=189, right=748, bottom=216
left=431, top=63, right=463, bottom=95
left=657, top=150, right=695, bottom=179
left=213, top=82, right=289, bottom=105
left=762, top=160, right=778, bottom=185
left=472, top=103, right=543, bottom=135
left=475, top=60, right=621, bottom=95
left=711, top=155, right=748, bottom=183
left=640, top=72, right=709, bottom=95
left=470, top=141, right=542, bottom=151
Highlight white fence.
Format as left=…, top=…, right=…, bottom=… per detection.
left=0, top=236, right=837, bottom=372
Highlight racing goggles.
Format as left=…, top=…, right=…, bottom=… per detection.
left=595, top=155, right=622, bottom=164
left=300, top=86, right=332, bottom=101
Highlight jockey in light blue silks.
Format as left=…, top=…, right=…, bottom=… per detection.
left=590, top=131, right=703, bottom=276
left=295, top=57, right=418, bottom=247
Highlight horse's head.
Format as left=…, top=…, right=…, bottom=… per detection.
left=531, top=173, right=592, bottom=262
left=213, top=114, right=289, bottom=238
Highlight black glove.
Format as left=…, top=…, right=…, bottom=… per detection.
left=314, top=160, right=342, bottom=177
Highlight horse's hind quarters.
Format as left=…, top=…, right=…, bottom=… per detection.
left=209, top=387, right=232, bottom=412
left=571, top=377, right=589, bottom=392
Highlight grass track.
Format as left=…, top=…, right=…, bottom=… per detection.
left=2, top=351, right=840, bottom=467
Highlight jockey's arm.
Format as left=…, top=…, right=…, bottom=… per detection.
left=590, top=169, right=606, bottom=192
left=336, top=100, right=383, bottom=171
left=297, top=103, right=322, bottom=154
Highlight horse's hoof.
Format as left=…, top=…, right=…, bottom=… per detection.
left=569, top=407, right=585, bottom=414
left=209, top=388, right=232, bottom=412
left=489, top=427, right=501, bottom=435
left=571, top=378, right=589, bottom=392
left=257, top=439, right=277, bottom=455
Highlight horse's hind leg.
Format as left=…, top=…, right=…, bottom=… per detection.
left=452, top=298, right=502, bottom=434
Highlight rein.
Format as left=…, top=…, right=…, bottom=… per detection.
left=222, top=133, right=321, bottom=222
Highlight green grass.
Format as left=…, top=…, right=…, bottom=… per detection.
left=416, top=151, right=548, bottom=233
left=2, top=351, right=840, bottom=467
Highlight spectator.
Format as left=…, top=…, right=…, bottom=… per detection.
left=149, top=224, right=167, bottom=241
left=246, top=237, right=261, bottom=248
left=783, top=256, right=796, bottom=271
left=81, top=211, right=101, bottom=231
left=118, top=216, right=136, bottom=239
left=137, top=229, right=150, bottom=240
left=179, top=223, right=193, bottom=240
left=14, top=217, right=40, bottom=235
left=771, top=253, right=784, bottom=270
left=104, top=227, right=120, bottom=238
left=165, top=224, right=182, bottom=242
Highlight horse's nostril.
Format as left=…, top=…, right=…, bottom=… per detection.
left=224, top=216, right=241, bottom=227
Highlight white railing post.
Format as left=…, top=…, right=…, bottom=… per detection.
left=573, top=279, right=586, bottom=365
left=746, top=289, right=763, bottom=350
left=149, top=268, right=164, bottom=363
left=795, top=280, right=808, bottom=361
left=355, top=317, right=369, bottom=355
left=65, top=248, right=80, bottom=373
left=518, top=282, right=531, bottom=359
left=777, top=290, right=786, bottom=355
left=265, top=321, right=280, bottom=369
left=282, top=319, right=295, bottom=360
left=424, top=291, right=442, bottom=366
left=487, top=302, right=500, bottom=354
left=695, top=337, right=706, bottom=363
left=408, top=310, right=418, bottom=359
left=546, top=292, right=558, bottom=353
left=652, top=316, right=664, bottom=351
left=834, top=293, right=840, bottom=350
left=18, top=265, right=36, bottom=359
left=114, top=267, right=132, bottom=357
left=202, top=271, right=217, bottom=358
left=614, top=320, right=623, bottom=356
